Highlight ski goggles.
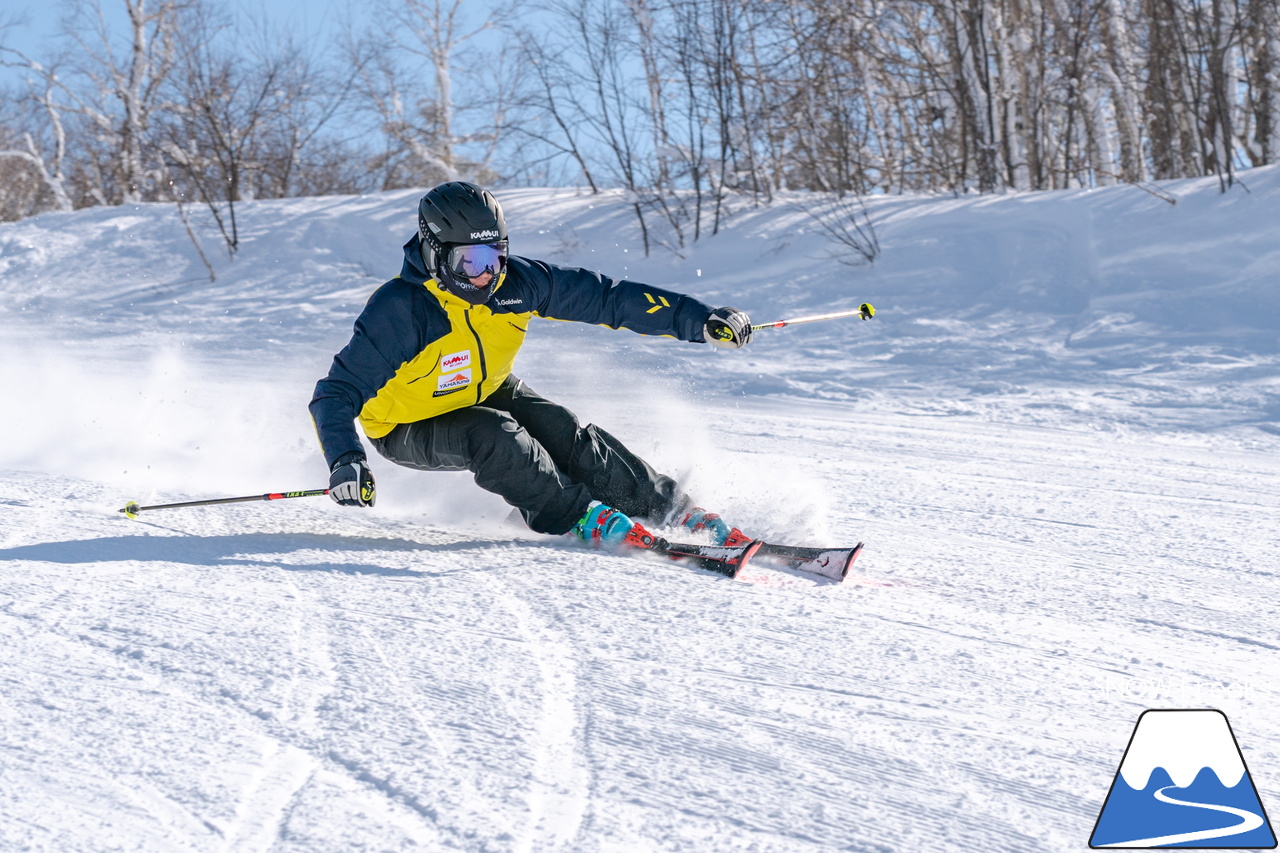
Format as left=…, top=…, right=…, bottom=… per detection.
left=446, top=241, right=508, bottom=282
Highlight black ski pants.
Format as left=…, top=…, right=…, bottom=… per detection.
left=370, top=375, right=688, bottom=535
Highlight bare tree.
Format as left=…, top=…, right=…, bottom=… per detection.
left=509, top=36, right=601, bottom=191
left=161, top=4, right=273, bottom=252
left=159, top=5, right=356, bottom=252
left=0, top=73, right=73, bottom=218
left=1240, top=0, right=1280, bottom=165
left=517, top=0, right=659, bottom=250
left=355, top=0, right=517, bottom=188
left=6, top=0, right=1280, bottom=230
left=55, top=0, right=184, bottom=203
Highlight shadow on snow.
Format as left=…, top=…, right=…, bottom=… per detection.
left=0, top=532, right=523, bottom=578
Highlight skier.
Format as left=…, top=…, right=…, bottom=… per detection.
left=309, top=181, right=753, bottom=549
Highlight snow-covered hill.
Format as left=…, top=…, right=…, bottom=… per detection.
left=1, top=171, right=1278, bottom=851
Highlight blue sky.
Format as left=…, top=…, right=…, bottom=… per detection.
left=2, top=0, right=345, bottom=88
left=5, top=0, right=343, bottom=40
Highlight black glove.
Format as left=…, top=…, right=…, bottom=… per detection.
left=704, top=306, right=752, bottom=349
left=329, top=451, right=376, bottom=507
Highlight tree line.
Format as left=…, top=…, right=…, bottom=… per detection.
left=2, top=0, right=1276, bottom=246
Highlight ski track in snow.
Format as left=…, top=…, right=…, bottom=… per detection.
left=3, top=174, right=1280, bottom=850
left=482, top=576, right=591, bottom=851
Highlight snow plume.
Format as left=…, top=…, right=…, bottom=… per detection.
left=0, top=335, right=514, bottom=528
left=0, top=338, right=320, bottom=501
left=515, top=330, right=835, bottom=541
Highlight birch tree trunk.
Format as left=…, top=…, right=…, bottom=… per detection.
left=1099, top=0, right=1147, bottom=180
left=1242, top=0, right=1278, bottom=164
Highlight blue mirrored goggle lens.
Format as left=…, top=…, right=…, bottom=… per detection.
left=448, top=242, right=507, bottom=279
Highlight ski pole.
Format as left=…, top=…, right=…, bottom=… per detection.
left=120, top=489, right=329, bottom=519
left=751, top=302, right=875, bottom=331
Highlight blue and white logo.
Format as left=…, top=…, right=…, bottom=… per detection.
left=1091, top=709, right=1276, bottom=848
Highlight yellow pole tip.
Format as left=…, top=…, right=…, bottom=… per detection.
left=121, top=501, right=140, bottom=520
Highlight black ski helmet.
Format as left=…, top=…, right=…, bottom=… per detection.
left=417, top=181, right=508, bottom=305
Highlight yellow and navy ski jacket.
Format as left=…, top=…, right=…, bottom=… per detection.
left=309, top=237, right=715, bottom=468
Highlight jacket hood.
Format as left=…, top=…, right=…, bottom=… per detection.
left=400, top=236, right=432, bottom=285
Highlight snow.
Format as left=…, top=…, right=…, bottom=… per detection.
left=2, top=170, right=1279, bottom=851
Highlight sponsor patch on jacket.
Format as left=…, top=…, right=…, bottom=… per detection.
left=440, top=350, right=471, bottom=371
left=433, top=369, right=472, bottom=397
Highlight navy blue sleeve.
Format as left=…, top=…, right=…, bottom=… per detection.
left=309, top=280, right=432, bottom=468
left=508, top=256, right=713, bottom=342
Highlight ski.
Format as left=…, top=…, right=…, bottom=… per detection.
left=754, top=541, right=865, bottom=583
left=623, top=525, right=866, bottom=585
left=643, top=536, right=764, bottom=578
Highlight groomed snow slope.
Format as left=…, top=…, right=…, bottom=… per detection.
left=1, top=171, right=1278, bottom=852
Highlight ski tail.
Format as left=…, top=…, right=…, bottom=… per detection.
left=624, top=523, right=763, bottom=578
left=650, top=538, right=764, bottom=578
